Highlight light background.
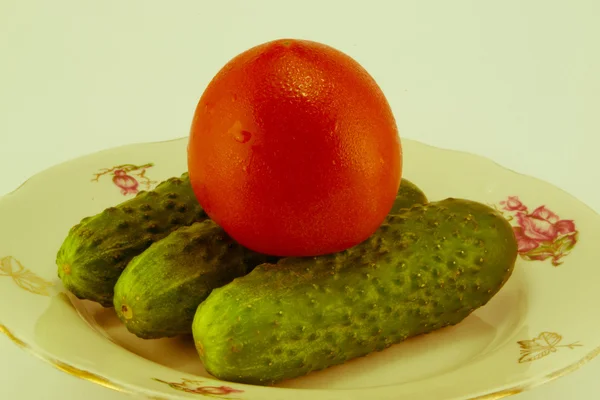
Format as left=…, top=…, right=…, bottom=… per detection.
left=1, top=0, right=598, bottom=398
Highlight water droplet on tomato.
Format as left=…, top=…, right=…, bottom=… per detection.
left=242, top=165, right=248, bottom=172
left=234, top=130, right=252, bottom=143
left=228, top=121, right=252, bottom=143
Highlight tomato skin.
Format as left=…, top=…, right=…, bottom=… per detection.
left=187, top=39, right=402, bottom=257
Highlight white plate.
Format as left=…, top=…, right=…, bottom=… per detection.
left=1, top=137, right=599, bottom=400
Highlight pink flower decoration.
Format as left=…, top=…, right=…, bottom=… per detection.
left=193, top=386, right=244, bottom=395
left=500, top=196, right=578, bottom=267
left=112, top=170, right=139, bottom=195
left=501, top=196, right=528, bottom=212
left=530, top=205, right=560, bottom=224
left=513, top=227, right=540, bottom=252
left=154, top=377, right=244, bottom=397
left=92, top=162, right=155, bottom=195
left=555, top=220, right=576, bottom=236
left=516, top=212, right=557, bottom=242
left=514, top=205, right=577, bottom=246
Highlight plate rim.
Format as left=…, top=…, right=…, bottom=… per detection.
left=1, top=135, right=599, bottom=400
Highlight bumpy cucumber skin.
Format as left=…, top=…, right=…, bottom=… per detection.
left=112, top=177, right=426, bottom=339
left=192, top=198, right=517, bottom=385
left=113, top=219, right=278, bottom=339
left=56, top=173, right=206, bottom=307
left=391, top=178, right=427, bottom=213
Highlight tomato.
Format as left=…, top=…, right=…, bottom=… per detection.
left=187, top=39, right=402, bottom=257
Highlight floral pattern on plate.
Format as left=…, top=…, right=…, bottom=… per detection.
left=498, top=196, right=578, bottom=266
left=153, top=378, right=244, bottom=399
left=92, top=163, right=157, bottom=195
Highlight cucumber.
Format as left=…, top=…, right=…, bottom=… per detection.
left=192, top=198, right=517, bottom=385
left=390, top=178, right=428, bottom=214
left=56, top=173, right=206, bottom=307
left=113, top=219, right=278, bottom=339
left=113, top=177, right=427, bottom=339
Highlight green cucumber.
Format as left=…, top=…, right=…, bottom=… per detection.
left=390, top=178, right=428, bottom=214
left=56, top=173, right=206, bottom=307
left=113, top=219, right=278, bottom=339
left=112, top=177, right=427, bottom=339
left=192, top=198, right=517, bottom=385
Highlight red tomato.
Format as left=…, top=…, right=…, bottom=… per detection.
left=187, top=39, right=402, bottom=256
